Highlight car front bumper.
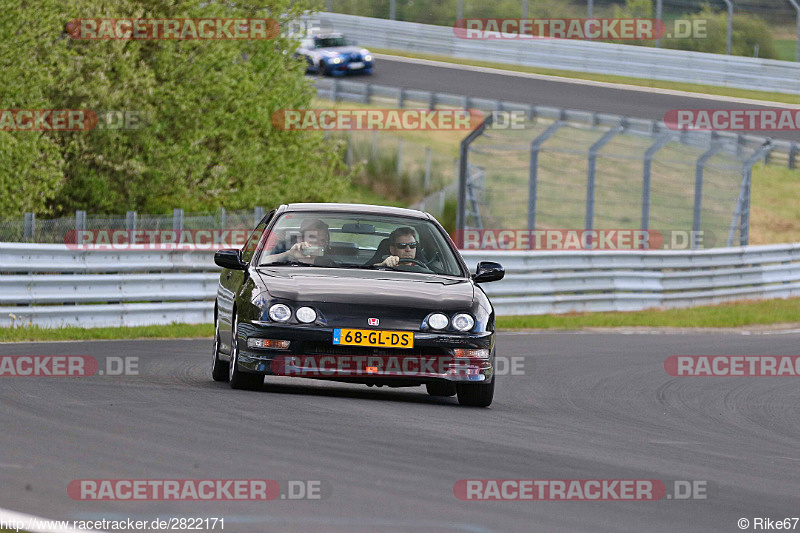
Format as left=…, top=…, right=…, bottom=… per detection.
left=235, top=321, right=494, bottom=383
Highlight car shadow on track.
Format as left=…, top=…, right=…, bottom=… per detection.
left=212, top=379, right=459, bottom=406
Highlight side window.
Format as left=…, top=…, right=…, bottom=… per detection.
left=300, top=39, right=313, bottom=49
left=241, top=211, right=274, bottom=264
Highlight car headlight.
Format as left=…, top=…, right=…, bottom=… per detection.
left=269, top=304, right=291, bottom=322
left=296, top=306, right=317, bottom=324
left=428, top=313, right=449, bottom=330
left=363, top=53, right=372, bottom=61
left=452, top=313, right=475, bottom=332
left=331, top=57, right=343, bottom=64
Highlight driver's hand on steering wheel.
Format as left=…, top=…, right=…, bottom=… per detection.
left=377, top=255, right=400, bottom=267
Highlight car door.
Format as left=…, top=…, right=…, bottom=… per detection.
left=217, top=212, right=273, bottom=353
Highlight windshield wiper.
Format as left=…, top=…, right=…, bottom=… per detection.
left=258, top=260, right=331, bottom=267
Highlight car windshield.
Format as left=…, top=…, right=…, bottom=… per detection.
left=257, top=211, right=464, bottom=277
left=315, top=37, right=348, bottom=48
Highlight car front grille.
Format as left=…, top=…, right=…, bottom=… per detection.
left=301, top=342, right=450, bottom=358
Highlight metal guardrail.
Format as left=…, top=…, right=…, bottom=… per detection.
left=317, top=13, right=800, bottom=96
left=1, top=242, right=799, bottom=327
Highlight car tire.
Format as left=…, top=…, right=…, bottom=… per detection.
left=425, top=381, right=456, bottom=397
left=211, top=313, right=229, bottom=382
left=318, top=60, right=328, bottom=76
left=228, top=312, right=263, bottom=391
left=456, top=376, right=494, bottom=407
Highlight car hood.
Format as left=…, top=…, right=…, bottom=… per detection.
left=319, top=46, right=366, bottom=57
left=255, top=268, right=474, bottom=310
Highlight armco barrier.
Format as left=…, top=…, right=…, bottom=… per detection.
left=0, top=242, right=798, bottom=327
left=317, top=13, right=800, bottom=96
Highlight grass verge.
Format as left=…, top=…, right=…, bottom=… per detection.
left=497, top=297, right=800, bottom=329
left=0, top=323, right=213, bottom=342
left=373, top=48, right=800, bottom=105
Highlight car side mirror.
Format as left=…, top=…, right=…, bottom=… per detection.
left=472, top=261, right=504, bottom=283
left=214, top=249, right=246, bottom=270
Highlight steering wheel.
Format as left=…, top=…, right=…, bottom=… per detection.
left=377, top=255, right=432, bottom=271
left=397, top=258, right=427, bottom=267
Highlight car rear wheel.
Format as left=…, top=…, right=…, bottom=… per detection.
left=425, top=381, right=456, bottom=397
left=211, top=315, right=229, bottom=382
left=228, top=312, right=263, bottom=391
left=456, top=377, right=494, bottom=407
left=318, top=59, right=328, bottom=76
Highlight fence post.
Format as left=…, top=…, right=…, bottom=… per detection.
left=641, top=134, right=673, bottom=236
left=790, top=143, right=798, bottom=170
left=172, top=208, right=184, bottom=232
left=346, top=133, right=353, bottom=167
left=363, top=83, right=372, bottom=104
left=220, top=207, right=226, bottom=230
left=728, top=141, right=773, bottom=246
left=23, top=213, right=35, bottom=241
left=457, top=0, right=463, bottom=19
left=522, top=0, right=528, bottom=19
left=396, top=137, right=403, bottom=177
left=125, top=210, right=137, bottom=232
left=398, top=87, right=405, bottom=108
left=528, top=121, right=564, bottom=233
left=372, top=130, right=378, bottom=159
left=456, top=114, right=494, bottom=242
left=722, top=0, right=733, bottom=55
left=331, top=79, right=339, bottom=102
left=789, top=0, right=800, bottom=61
left=254, top=206, right=265, bottom=226
left=655, top=0, right=663, bottom=48
left=390, top=0, right=396, bottom=20
left=424, top=147, right=432, bottom=194
left=586, top=124, right=624, bottom=232
left=76, top=210, right=87, bottom=233
left=428, top=91, right=436, bottom=111
left=693, top=143, right=722, bottom=244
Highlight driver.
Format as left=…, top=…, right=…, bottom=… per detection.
left=375, top=227, right=419, bottom=268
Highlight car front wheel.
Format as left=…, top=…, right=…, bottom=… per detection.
left=228, top=312, right=263, bottom=391
left=456, top=376, right=494, bottom=407
left=211, top=314, right=229, bottom=382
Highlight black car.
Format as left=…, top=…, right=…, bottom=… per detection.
left=211, top=203, right=504, bottom=407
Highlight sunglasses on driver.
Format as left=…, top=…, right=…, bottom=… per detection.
left=393, top=241, right=418, bottom=250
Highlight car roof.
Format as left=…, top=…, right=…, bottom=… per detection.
left=283, top=203, right=430, bottom=220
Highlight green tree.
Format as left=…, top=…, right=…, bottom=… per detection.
left=1, top=0, right=350, bottom=217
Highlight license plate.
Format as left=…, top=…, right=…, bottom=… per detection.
left=348, top=62, right=364, bottom=69
left=333, top=329, right=413, bottom=348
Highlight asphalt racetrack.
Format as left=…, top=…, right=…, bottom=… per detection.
left=351, top=56, right=800, bottom=143
left=2, top=331, right=799, bottom=532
